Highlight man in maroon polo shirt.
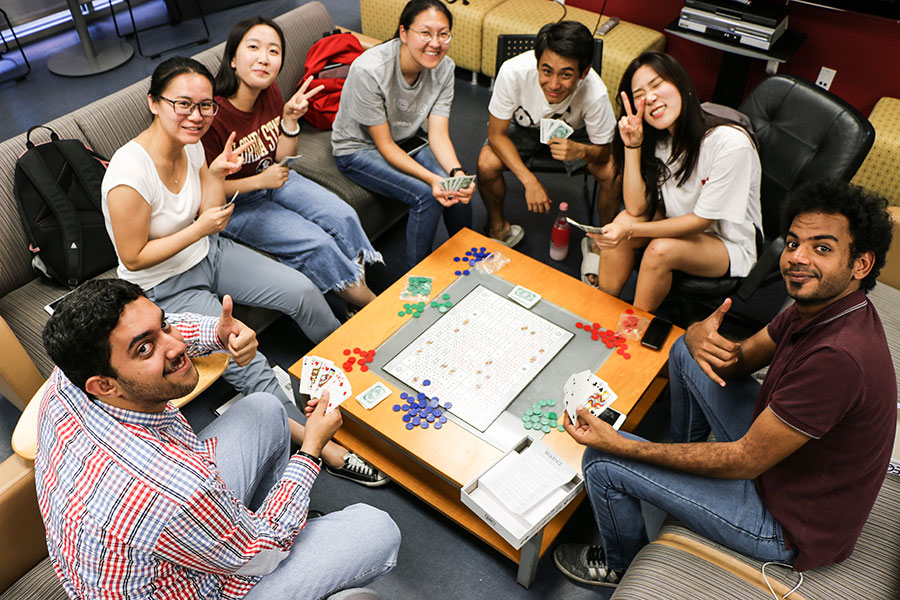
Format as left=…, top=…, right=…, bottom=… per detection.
left=555, top=179, right=896, bottom=588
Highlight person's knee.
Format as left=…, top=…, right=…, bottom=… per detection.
left=642, top=238, right=678, bottom=270
left=476, top=145, right=504, bottom=181
left=668, top=336, right=693, bottom=377
left=343, top=504, right=401, bottom=559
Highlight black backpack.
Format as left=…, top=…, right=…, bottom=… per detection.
left=14, top=126, right=117, bottom=287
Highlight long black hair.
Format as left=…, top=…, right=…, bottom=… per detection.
left=149, top=56, right=214, bottom=100
left=393, top=0, right=453, bottom=38
left=214, top=16, right=287, bottom=98
left=613, top=51, right=738, bottom=217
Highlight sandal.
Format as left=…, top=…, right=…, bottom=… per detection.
left=487, top=223, right=524, bottom=248
left=580, top=237, right=600, bottom=288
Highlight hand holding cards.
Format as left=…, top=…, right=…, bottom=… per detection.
left=565, top=216, right=604, bottom=234
left=563, top=370, right=620, bottom=427
left=300, top=355, right=352, bottom=414
left=540, top=118, right=574, bottom=144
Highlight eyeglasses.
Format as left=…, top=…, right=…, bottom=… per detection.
left=158, top=96, right=220, bottom=117
left=407, top=28, right=452, bottom=44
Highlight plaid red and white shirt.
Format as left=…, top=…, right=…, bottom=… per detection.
left=35, top=312, right=319, bottom=599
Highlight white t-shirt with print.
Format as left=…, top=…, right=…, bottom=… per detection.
left=101, top=140, right=209, bottom=290
left=656, top=125, right=762, bottom=277
left=488, top=50, right=616, bottom=145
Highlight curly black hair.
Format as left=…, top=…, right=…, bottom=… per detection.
left=43, top=279, right=145, bottom=393
left=782, top=179, right=894, bottom=292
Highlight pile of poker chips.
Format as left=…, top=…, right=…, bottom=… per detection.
left=523, top=398, right=565, bottom=433
left=402, top=276, right=433, bottom=298
left=399, top=294, right=454, bottom=318
left=392, top=381, right=451, bottom=430
left=452, top=246, right=489, bottom=276
left=341, top=347, right=376, bottom=373
left=574, top=321, right=632, bottom=359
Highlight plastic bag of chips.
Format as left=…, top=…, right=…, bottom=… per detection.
left=400, top=275, right=433, bottom=301
left=474, top=251, right=510, bottom=274
left=616, top=311, right=650, bottom=340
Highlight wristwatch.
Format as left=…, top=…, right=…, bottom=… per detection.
left=297, top=450, right=322, bottom=468
left=449, top=167, right=465, bottom=177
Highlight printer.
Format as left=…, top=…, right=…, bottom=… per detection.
left=678, top=0, right=789, bottom=50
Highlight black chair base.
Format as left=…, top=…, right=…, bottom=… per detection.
left=0, top=8, right=31, bottom=84
left=109, top=0, right=209, bottom=59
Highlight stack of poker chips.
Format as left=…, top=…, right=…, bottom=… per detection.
left=523, top=398, right=565, bottom=433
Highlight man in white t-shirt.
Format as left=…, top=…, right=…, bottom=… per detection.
left=477, top=21, right=618, bottom=247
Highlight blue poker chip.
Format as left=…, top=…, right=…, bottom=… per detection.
left=434, top=422, right=442, bottom=429
left=444, top=402, right=452, bottom=409
left=418, top=392, right=427, bottom=400
left=480, top=247, right=486, bottom=252
left=434, top=408, right=443, bottom=417
left=403, top=414, right=411, bottom=422
left=421, top=421, right=429, bottom=429
left=454, top=270, right=461, bottom=276
left=406, top=422, right=414, bottom=430
left=453, top=256, right=460, bottom=262
left=426, top=414, right=435, bottom=422
left=392, top=404, right=401, bottom=412
left=400, top=392, right=409, bottom=400
left=402, top=404, right=410, bottom=411
left=462, top=270, right=470, bottom=275
left=429, top=399, right=439, bottom=408
left=412, top=416, right=421, bottom=425
left=440, top=415, right=448, bottom=423
left=423, top=379, right=431, bottom=386
left=418, top=399, right=427, bottom=408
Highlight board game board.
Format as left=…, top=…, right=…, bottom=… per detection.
left=384, top=285, right=574, bottom=431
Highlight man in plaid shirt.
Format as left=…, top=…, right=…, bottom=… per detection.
left=36, top=279, right=400, bottom=599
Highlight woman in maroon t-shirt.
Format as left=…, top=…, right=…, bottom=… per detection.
left=203, top=17, right=381, bottom=311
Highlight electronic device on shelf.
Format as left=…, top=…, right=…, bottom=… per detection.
left=679, top=0, right=789, bottom=50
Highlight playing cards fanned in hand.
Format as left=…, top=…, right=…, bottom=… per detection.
left=540, top=118, right=574, bottom=144
left=300, top=355, right=353, bottom=414
left=563, top=370, right=618, bottom=424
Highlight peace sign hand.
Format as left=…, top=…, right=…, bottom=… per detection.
left=210, top=131, right=254, bottom=178
left=618, top=91, right=645, bottom=149
left=283, top=76, right=325, bottom=124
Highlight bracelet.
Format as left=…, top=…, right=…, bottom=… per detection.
left=624, top=143, right=641, bottom=149
left=297, top=450, right=322, bottom=468
left=280, top=120, right=301, bottom=138
left=449, top=167, right=465, bottom=177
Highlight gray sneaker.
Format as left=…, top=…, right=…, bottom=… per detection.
left=553, top=544, right=624, bottom=587
left=325, top=452, right=390, bottom=487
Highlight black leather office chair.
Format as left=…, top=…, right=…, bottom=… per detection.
left=109, top=0, right=209, bottom=58
left=494, top=34, right=604, bottom=222
left=666, top=75, right=875, bottom=328
left=0, top=8, right=30, bottom=84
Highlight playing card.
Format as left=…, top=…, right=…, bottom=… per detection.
left=300, top=356, right=332, bottom=394
left=324, top=370, right=352, bottom=414
left=311, top=363, right=338, bottom=400
left=548, top=120, right=574, bottom=140
left=508, top=284, right=541, bottom=309
left=279, top=154, right=302, bottom=167
left=454, top=174, right=476, bottom=190
left=566, top=216, right=605, bottom=234
left=540, top=118, right=553, bottom=144
left=357, top=381, right=392, bottom=409
left=564, top=371, right=616, bottom=422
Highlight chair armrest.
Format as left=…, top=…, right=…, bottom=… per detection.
left=736, top=238, right=785, bottom=302
left=0, top=455, right=48, bottom=593
left=170, top=353, right=229, bottom=409
left=878, top=206, right=900, bottom=289
left=337, top=27, right=380, bottom=50
left=0, top=315, right=45, bottom=411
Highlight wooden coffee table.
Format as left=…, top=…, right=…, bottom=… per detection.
left=288, top=228, right=681, bottom=586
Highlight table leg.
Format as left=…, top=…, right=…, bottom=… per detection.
left=515, top=530, right=543, bottom=588
left=47, top=0, right=133, bottom=77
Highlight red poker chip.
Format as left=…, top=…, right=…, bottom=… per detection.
left=617, top=348, right=626, bottom=355
left=575, top=322, right=583, bottom=329
left=353, top=347, right=361, bottom=354
left=360, top=365, right=369, bottom=372
left=347, top=357, right=356, bottom=364
left=591, top=333, right=600, bottom=341
left=606, top=342, right=615, bottom=348
left=626, top=309, right=634, bottom=314
left=343, top=349, right=351, bottom=355
left=592, top=322, right=601, bottom=330
left=623, top=353, right=631, bottom=359
left=367, top=350, right=375, bottom=357
left=343, top=365, right=352, bottom=372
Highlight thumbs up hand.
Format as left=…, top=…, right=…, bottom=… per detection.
left=216, top=295, right=258, bottom=367
left=684, top=298, right=741, bottom=387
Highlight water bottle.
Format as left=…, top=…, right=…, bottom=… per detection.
left=549, top=202, right=570, bottom=261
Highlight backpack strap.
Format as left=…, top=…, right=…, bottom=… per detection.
left=53, top=140, right=105, bottom=212
left=24, top=125, right=59, bottom=149
left=16, top=148, right=84, bottom=286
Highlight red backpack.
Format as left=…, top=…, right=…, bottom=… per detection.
left=300, top=31, right=364, bottom=130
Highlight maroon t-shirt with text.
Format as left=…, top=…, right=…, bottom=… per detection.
left=202, top=83, right=284, bottom=180
left=756, top=289, right=895, bottom=571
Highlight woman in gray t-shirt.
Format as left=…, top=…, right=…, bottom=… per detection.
left=332, top=0, right=474, bottom=268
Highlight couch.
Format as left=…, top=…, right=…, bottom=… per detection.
left=0, top=2, right=403, bottom=596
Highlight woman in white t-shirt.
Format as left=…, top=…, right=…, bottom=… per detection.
left=587, top=51, right=762, bottom=312
left=101, top=58, right=385, bottom=483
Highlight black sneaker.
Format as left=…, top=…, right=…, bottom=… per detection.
left=553, top=544, right=624, bottom=587
left=325, top=452, right=390, bottom=487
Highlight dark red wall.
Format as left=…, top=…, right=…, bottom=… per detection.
left=569, top=0, right=900, bottom=115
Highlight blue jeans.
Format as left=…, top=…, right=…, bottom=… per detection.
left=200, top=393, right=400, bottom=600
left=334, top=146, right=472, bottom=268
left=224, top=171, right=382, bottom=293
left=583, top=337, right=796, bottom=570
left=147, top=235, right=340, bottom=407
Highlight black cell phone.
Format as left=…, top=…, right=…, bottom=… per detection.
left=641, top=316, right=673, bottom=350
left=598, top=407, right=626, bottom=430
left=397, top=135, right=428, bottom=155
